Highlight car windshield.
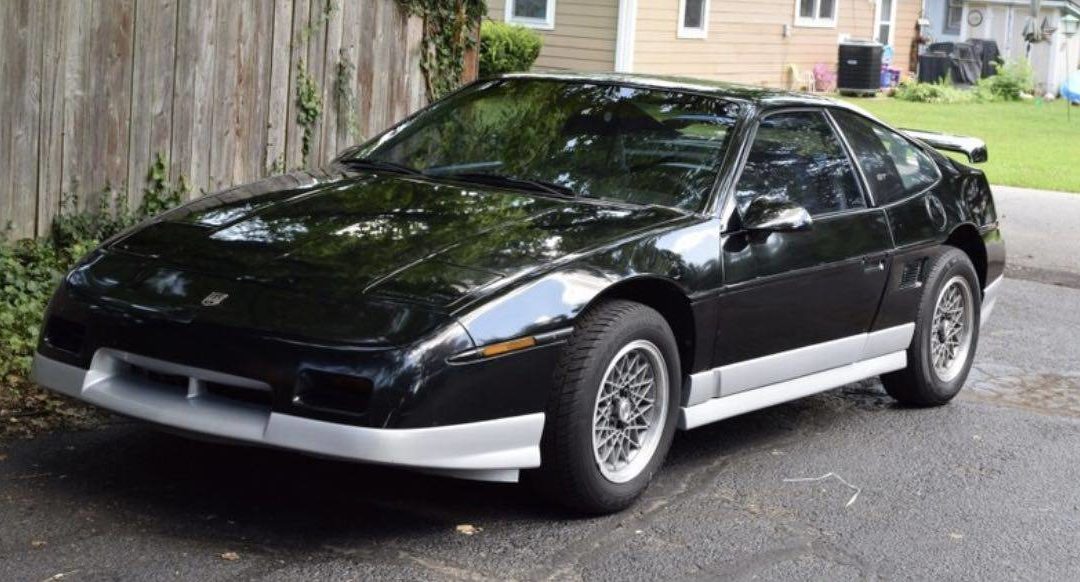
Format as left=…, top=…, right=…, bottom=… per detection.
left=346, top=78, right=741, bottom=212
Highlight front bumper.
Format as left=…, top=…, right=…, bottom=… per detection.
left=31, top=350, right=544, bottom=482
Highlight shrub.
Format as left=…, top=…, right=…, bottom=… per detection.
left=479, top=20, right=542, bottom=77
left=892, top=59, right=1034, bottom=105
left=1, top=156, right=189, bottom=381
left=975, top=59, right=1034, bottom=101
left=0, top=239, right=67, bottom=380
left=893, top=78, right=974, bottom=104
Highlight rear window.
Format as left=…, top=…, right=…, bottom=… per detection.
left=831, top=110, right=940, bottom=205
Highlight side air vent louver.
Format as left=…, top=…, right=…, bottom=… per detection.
left=899, top=259, right=926, bottom=289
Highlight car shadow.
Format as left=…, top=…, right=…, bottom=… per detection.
left=5, top=380, right=898, bottom=550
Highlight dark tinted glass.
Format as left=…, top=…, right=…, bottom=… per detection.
left=684, top=0, right=705, bottom=28
left=513, top=0, right=547, bottom=19
left=734, top=111, right=863, bottom=216
left=354, top=79, right=739, bottom=211
left=832, top=109, right=939, bottom=205
left=799, top=0, right=814, bottom=18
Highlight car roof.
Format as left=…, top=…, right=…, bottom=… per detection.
left=498, top=72, right=868, bottom=113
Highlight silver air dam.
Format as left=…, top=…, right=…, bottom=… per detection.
left=30, top=349, right=544, bottom=483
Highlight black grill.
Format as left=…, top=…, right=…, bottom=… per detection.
left=206, top=382, right=273, bottom=407
left=899, top=259, right=926, bottom=289
left=121, top=359, right=271, bottom=408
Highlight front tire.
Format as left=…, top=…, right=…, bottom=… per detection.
left=535, top=300, right=681, bottom=514
left=883, top=248, right=980, bottom=406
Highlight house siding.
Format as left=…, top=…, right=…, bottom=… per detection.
left=963, top=1, right=1080, bottom=93
left=489, top=0, right=620, bottom=71
left=632, top=0, right=920, bottom=88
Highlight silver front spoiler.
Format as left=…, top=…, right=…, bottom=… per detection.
left=31, top=349, right=544, bottom=482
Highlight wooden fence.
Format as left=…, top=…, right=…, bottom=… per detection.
left=0, top=0, right=430, bottom=239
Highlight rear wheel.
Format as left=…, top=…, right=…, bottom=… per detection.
left=883, top=248, right=980, bottom=405
left=535, top=300, right=680, bottom=514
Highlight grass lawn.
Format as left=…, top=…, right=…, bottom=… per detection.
left=843, top=98, right=1080, bottom=193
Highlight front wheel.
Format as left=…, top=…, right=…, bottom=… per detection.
left=534, top=300, right=681, bottom=514
left=883, top=247, right=981, bottom=405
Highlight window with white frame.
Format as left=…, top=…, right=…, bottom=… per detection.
left=944, top=0, right=963, bottom=34
left=678, top=0, right=709, bottom=38
left=505, top=0, right=555, bottom=30
left=875, top=0, right=897, bottom=45
left=795, top=0, right=837, bottom=28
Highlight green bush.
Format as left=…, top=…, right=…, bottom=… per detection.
left=1, top=155, right=189, bottom=381
left=0, top=240, right=68, bottom=380
left=479, top=20, right=542, bottom=77
left=893, top=78, right=975, bottom=104
left=892, top=59, right=1034, bottom=104
left=975, top=59, right=1034, bottom=101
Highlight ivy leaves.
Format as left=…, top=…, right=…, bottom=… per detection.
left=296, top=60, right=324, bottom=165
left=398, top=0, right=486, bottom=100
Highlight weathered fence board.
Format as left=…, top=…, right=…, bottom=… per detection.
left=0, top=0, right=433, bottom=239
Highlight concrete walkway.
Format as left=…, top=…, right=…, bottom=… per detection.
left=993, top=185, right=1080, bottom=285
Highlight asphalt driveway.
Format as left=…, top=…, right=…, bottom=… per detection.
left=1, top=186, right=1078, bottom=581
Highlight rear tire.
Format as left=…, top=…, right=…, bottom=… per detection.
left=535, top=300, right=680, bottom=515
left=882, top=247, right=980, bottom=406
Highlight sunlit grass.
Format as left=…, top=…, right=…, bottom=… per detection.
left=843, top=97, right=1080, bottom=193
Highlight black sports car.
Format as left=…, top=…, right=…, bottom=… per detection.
left=32, top=74, right=1004, bottom=514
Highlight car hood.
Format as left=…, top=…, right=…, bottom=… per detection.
left=108, top=170, right=685, bottom=308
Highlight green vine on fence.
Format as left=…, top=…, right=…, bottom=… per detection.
left=335, top=48, right=361, bottom=141
left=299, top=0, right=338, bottom=45
left=295, top=60, right=323, bottom=165
left=397, top=0, right=485, bottom=100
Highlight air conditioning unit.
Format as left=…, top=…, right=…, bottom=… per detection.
left=837, top=40, right=883, bottom=96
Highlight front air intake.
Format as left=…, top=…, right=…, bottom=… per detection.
left=293, top=370, right=373, bottom=417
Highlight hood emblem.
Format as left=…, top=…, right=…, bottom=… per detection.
left=201, top=292, right=229, bottom=307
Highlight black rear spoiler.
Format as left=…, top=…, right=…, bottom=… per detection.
left=901, top=129, right=988, bottom=164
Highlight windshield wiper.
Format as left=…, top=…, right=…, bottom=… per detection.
left=342, top=157, right=424, bottom=176
left=435, top=172, right=576, bottom=198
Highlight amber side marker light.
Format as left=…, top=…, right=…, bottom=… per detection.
left=480, top=336, right=537, bottom=357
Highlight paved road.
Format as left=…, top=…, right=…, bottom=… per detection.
left=2, top=187, right=1079, bottom=581
left=994, top=185, right=1080, bottom=286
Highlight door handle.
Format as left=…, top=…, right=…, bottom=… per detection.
left=862, top=257, right=886, bottom=273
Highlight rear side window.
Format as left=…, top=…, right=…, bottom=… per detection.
left=735, top=110, right=864, bottom=217
left=831, top=110, right=940, bottom=205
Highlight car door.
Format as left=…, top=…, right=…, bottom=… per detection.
left=709, top=108, right=893, bottom=396
left=828, top=107, right=953, bottom=332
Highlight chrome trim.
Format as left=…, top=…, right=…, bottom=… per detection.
left=680, top=351, right=907, bottom=430
left=684, top=323, right=915, bottom=406
left=31, top=352, right=544, bottom=482
left=981, top=274, right=1004, bottom=325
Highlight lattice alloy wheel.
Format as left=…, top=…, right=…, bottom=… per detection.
left=591, top=339, right=670, bottom=484
left=930, top=275, right=975, bottom=382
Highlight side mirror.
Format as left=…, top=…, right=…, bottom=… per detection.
left=742, top=197, right=813, bottom=233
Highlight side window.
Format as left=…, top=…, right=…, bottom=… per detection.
left=832, top=110, right=940, bottom=205
left=734, top=110, right=864, bottom=217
